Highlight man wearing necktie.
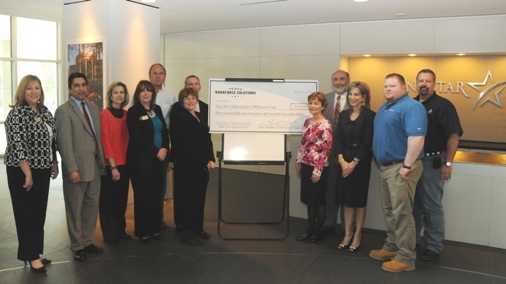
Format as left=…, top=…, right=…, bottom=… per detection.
left=322, top=70, right=350, bottom=235
left=55, top=72, right=106, bottom=262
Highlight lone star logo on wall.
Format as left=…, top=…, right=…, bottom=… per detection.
left=467, top=69, right=506, bottom=110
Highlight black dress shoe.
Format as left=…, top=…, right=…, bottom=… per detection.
left=181, top=237, right=203, bottom=246
left=152, top=233, right=164, bottom=241
left=198, top=231, right=211, bottom=240
left=73, top=250, right=87, bottom=262
left=104, top=239, right=120, bottom=246
left=40, top=258, right=52, bottom=265
left=420, top=249, right=439, bottom=261
left=140, top=236, right=153, bottom=244
left=84, top=244, right=104, bottom=254
left=306, top=233, right=323, bottom=243
left=296, top=232, right=311, bottom=241
left=119, top=233, right=132, bottom=240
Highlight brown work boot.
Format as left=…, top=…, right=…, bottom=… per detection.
left=369, top=249, right=397, bottom=260
left=381, top=259, right=415, bottom=272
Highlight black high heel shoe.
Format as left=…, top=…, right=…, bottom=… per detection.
left=24, top=260, right=47, bottom=273
left=41, top=258, right=52, bottom=265
left=337, top=234, right=354, bottom=250
left=349, top=237, right=362, bottom=252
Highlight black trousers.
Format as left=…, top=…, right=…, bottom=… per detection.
left=130, top=165, right=164, bottom=237
left=7, top=166, right=51, bottom=261
left=173, top=164, right=208, bottom=234
left=99, top=165, right=130, bottom=241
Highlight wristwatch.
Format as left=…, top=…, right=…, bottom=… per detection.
left=445, top=161, right=452, bottom=167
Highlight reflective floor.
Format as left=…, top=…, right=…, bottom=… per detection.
left=1, top=160, right=506, bottom=284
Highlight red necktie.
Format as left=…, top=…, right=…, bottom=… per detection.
left=333, top=95, right=341, bottom=126
left=81, top=101, right=98, bottom=154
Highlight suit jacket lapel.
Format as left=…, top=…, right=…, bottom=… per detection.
left=69, top=98, right=95, bottom=137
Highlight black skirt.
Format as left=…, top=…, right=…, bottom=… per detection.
left=300, top=163, right=329, bottom=206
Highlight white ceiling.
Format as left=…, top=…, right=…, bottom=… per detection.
left=2, top=0, right=506, bottom=34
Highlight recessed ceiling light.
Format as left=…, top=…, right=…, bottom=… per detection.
left=363, top=54, right=371, bottom=57
left=394, top=13, right=407, bottom=17
left=456, top=53, right=466, bottom=56
left=408, top=54, right=417, bottom=57
left=141, top=0, right=156, bottom=3
left=353, top=0, right=369, bottom=2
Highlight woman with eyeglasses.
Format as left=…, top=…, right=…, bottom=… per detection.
left=126, top=80, right=169, bottom=244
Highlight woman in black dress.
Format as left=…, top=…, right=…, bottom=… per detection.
left=334, top=82, right=375, bottom=252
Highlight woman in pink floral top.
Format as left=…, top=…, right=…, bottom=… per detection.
left=295, top=92, right=333, bottom=243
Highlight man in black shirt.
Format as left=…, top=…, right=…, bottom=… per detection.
left=413, top=69, right=463, bottom=261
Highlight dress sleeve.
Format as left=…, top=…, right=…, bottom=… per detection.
left=312, top=120, right=333, bottom=176
left=5, top=107, right=30, bottom=164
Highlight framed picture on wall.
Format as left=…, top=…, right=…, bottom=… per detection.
left=67, top=41, right=105, bottom=110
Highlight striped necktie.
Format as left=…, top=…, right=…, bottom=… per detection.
left=333, top=95, right=341, bottom=126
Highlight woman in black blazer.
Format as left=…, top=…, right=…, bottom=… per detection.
left=126, top=80, right=169, bottom=243
left=170, top=87, right=215, bottom=245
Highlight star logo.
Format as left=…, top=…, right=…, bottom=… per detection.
left=467, top=69, right=506, bottom=110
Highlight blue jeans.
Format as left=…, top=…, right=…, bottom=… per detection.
left=413, top=155, right=445, bottom=253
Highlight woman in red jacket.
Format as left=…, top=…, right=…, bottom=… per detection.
left=99, top=81, right=131, bottom=245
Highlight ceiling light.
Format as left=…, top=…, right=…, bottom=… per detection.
left=363, top=54, right=371, bottom=57
left=353, top=0, right=369, bottom=2
left=456, top=53, right=466, bottom=56
left=408, top=54, right=417, bottom=57
left=141, top=0, right=156, bottom=3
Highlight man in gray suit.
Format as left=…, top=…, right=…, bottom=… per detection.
left=322, top=70, right=350, bottom=234
left=55, top=72, right=106, bottom=262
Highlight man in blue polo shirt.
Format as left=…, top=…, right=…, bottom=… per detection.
left=369, top=73, right=427, bottom=272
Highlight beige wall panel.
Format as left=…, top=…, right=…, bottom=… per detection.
left=489, top=177, right=506, bottom=249
left=193, top=29, right=261, bottom=58
left=435, top=15, right=506, bottom=53
left=164, top=33, right=195, bottom=60
left=443, top=171, right=492, bottom=245
left=260, top=55, right=341, bottom=94
left=163, top=58, right=195, bottom=96
left=341, top=20, right=435, bottom=55
left=260, top=24, right=341, bottom=56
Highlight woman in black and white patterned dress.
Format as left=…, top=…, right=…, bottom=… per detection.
left=4, top=75, right=59, bottom=273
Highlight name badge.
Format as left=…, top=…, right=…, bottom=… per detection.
left=34, top=117, right=42, bottom=122
left=140, top=115, right=149, bottom=121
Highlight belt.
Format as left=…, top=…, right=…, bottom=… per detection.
left=425, top=151, right=443, bottom=157
left=345, top=142, right=361, bottom=149
left=379, top=160, right=404, bottom=167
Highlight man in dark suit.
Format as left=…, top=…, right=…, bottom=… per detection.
left=55, top=72, right=106, bottom=262
left=322, top=70, right=350, bottom=235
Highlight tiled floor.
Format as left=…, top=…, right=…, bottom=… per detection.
left=1, top=160, right=506, bottom=284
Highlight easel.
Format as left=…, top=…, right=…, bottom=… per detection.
left=216, top=134, right=291, bottom=241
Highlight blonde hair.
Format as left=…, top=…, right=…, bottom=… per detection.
left=12, top=75, right=45, bottom=109
left=106, top=81, right=130, bottom=108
